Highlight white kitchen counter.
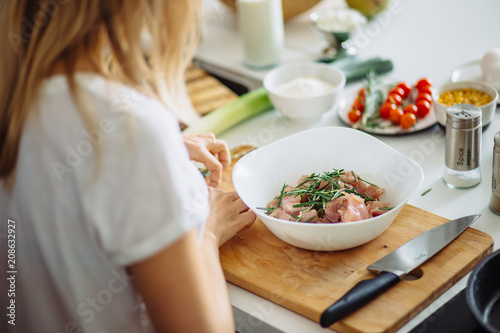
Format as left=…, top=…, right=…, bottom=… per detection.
left=195, top=0, right=500, bottom=332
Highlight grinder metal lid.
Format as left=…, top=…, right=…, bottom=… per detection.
left=446, top=103, right=482, bottom=129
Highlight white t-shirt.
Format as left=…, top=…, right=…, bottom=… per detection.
left=0, top=73, right=209, bottom=333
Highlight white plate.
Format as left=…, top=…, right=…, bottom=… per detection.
left=451, top=60, right=500, bottom=104
left=337, top=89, right=438, bottom=135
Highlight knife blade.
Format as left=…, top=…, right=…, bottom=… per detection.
left=320, top=214, right=480, bottom=328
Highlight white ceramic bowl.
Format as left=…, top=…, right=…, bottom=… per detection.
left=433, top=81, right=498, bottom=127
left=263, top=62, right=346, bottom=120
left=232, top=127, right=424, bottom=251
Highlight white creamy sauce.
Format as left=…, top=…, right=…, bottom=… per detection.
left=275, top=76, right=337, bottom=97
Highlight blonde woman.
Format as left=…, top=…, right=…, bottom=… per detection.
left=0, top=1, right=255, bottom=332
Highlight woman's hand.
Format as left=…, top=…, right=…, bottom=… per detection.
left=183, top=133, right=230, bottom=188
left=205, top=187, right=256, bottom=246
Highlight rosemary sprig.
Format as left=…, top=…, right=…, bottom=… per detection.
left=276, top=183, right=288, bottom=207
left=256, top=207, right=276, bottom=213
left=361, top=70, right=384, bottom=128
left=421, top=188, right=432, bottom=196
left=262, top=169, right=381, bottom=218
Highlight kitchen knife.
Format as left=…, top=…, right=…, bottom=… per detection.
left=320, top=214, right=480, bottom=328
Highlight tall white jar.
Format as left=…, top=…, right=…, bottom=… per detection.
left=237, top=0, right=284, bottom=69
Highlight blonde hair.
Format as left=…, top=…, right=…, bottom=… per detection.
left=0, top=0, right=202, bottom=184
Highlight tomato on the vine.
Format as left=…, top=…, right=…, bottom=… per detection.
left=389, top=87, right=405, bottom=98
left=387, top=93, right=403, bottom=105
left=416, top=100, right=431, bottom=118
left=416, top=78, right=432, bottom=91
left=403, top=104, right=418, bottom=116
left=418, top=85, right=433, bottom=96
left=400, top=113, right=417, bottom=129
left=416, top=93, right=432, bottom=104
left=348, top=109, right=362, bottom=123
left=396, top=82, right=412, bottom=98
left=353, top=96, right=365, bottom=112
left=389, top=108, right=404, bottom=124
left=353, top=76, right=432, bottom=130
left=380, top=103, right=396, bottom=119
left=358, top=88, right=365, bottom=99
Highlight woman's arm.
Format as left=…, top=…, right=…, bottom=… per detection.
left=130, top=229, right=233, bottom=333
left=130, top=188, right=255, bottom=333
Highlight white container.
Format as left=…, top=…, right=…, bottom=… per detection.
left=432, top=80, right=498, bottom=127
left=237, top=0, right=284, bottom=69
left=232, top=127, right=424, bottom=251
left=263, top=62, right=346, bottom=119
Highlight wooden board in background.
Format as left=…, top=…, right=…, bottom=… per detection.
left=219, top=146, right=494, bottom=333
left=185, top=65, right=238, bottom=115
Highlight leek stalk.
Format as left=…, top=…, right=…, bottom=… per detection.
left=182, top=86, right=272, bottom=136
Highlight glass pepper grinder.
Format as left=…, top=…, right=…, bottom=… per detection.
left=443, top=103, right=482, bottom=188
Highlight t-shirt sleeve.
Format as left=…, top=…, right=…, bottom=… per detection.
left=83, top=94, right=209, bottom=266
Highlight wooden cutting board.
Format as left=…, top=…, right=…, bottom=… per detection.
left=185, top=65, right=238, bottom=115
left=219, top=146, right=494, bottom=333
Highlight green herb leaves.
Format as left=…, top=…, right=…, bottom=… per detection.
left=259, top=169, right=384, bottom=219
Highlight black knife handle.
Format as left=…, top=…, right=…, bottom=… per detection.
left=320, top=271, right=400, bottom=328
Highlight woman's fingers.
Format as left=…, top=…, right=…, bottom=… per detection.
left=210, top=139, right=230, bottom=168
left=238, top=210, right=256, bottom=228
left=183, top=133, right=231, bottom=188
left=206, top=189, right=256, bottom=246
left=204, top=154, right=223, bottom=188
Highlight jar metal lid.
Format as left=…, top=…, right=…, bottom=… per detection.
left=446, top=103, right=482, bottom=129
left=495, top=131, right=500, bottom=146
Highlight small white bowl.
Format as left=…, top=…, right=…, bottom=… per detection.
left=232, top=127, right=424, bottom=251
left=433, top=81, right=499, bottom=127
left=263, top=62, right=346, bottom=120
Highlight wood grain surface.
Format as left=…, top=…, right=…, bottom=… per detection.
left=185, top=65, right=238, bottom=115
left=219, top=146, right=494, bottom=333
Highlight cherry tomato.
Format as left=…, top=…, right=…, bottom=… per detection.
left=353, top=96, right=365, bottom=112
left=358, top=88, right=365, bottom=99
left=348, top=109, right=362, bottom=123
left=403, top=104, right=418, bottom=116
left=400, top=113, right=417, bottom=129
left=387, top=93, right=403, bottom=106
left=416, top=93, right=433, bottom=104
left=416, top=100, right=431, bottom=118
left=389, top=87, right=405, bottom=98
left=380, top=103, right=396, bottom=119
left=416, top=78, right=432, bottom=91
left=418, top=85, right=433, bottom=96
left=396, top=82, right=412, bottom=99
left=389, top=108, right=404, bottom=124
